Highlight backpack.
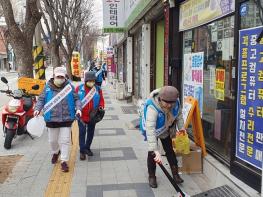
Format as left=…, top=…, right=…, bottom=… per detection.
left=139, top=100, right=147, bottom=141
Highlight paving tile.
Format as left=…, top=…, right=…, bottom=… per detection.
left=95, top=128, right=125, bottom=136
left=88, top=147, right=137, bottom=162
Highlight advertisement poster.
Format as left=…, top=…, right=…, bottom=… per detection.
left=183, top=52, right=204, bottom=115
left=236, top=26, right=263, bottom=170
left=215, top=68, right=225, bottom=101
left=103, top=0, right=125, bottom=33
left=179, top=0, right=235, bottom=31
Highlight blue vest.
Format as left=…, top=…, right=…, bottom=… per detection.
left=92, top=67, right=104, bottom=83
left=78, top=84, right=100, bottom=109
left=44, top=82, right=76, bottom=121
left=140, top=98, right=180, bottom=140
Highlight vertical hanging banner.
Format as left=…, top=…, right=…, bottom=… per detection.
left=236, top=26, right=263, bottom=170
left=215, top=68, right=225, bottom=101
left=103, top=0, right=125, bottom=33
left=183, top=52, right=204, bottom=115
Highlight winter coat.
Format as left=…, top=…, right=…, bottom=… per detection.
left=35, top=79, right=81, bottom=126
left=76, top=84, right=105, bottom=123
left=91, top=66, right=105, bottom=83
left=145, top=89, right=184, bottom=152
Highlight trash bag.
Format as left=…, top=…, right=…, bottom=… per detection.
left=89, top=107, right=105, bottom=124
left=174, top=130, right=190, bottom=154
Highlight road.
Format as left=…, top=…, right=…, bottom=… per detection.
left=0, top=67, right=53, bottom=109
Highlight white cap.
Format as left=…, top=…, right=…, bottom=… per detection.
left=54, top=67, right=67, bottom=77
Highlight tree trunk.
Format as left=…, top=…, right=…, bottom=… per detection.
left=51, top=41, right=60, bottom=68
left=10, top=35, right=34, bottom=77
left=0, top=0, right=41, bottom=78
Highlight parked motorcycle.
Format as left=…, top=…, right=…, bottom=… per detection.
left=0, top=77, right=39, bottom=149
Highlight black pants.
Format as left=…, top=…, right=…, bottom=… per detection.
left=147, top=136, right=178, bottom=174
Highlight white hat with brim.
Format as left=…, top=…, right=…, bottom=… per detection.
left=54, top=67, right=66, bottom=77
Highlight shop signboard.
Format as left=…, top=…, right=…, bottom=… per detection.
left=215, top=68, right=225, bottom=101
left=236, top=26, right=263, bottom=170
left=103, top=0, right=125, bottom=33
left=183, top=52, right=204, bottom=116
left=179, top=0, right=235, bottom=31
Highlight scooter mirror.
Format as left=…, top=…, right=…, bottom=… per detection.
left=32, top=84, right=39, bottom=90
left=1, top=77, right=8, bottom=84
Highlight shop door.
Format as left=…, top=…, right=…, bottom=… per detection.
left=155, top=19, right=165, bottom=89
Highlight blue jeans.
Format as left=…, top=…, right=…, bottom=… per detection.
left=78, top=120, right=96, bottom=153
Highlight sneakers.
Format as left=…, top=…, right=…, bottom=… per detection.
left=80, top=153, right=86, bottom=160
left=85, top=149, right=93, bottom=156
left=61, top=162, right=69, bottom=172
left=51, top=151, right=60, bottom=164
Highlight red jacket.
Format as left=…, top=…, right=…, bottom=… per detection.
left=76, top=85, right=105, bottom=123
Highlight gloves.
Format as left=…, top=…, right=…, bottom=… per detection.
left=76, top=110, right=82, bottom=117
left=34, top=110, right=40, bottom=117
left=154, top=151, right=162, bottom=164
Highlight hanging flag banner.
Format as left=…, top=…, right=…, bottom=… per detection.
left=103, top=0, right=125, bottom=33
left=179, top=0, right=235, bottom=31
left=236, top=26, right=263, bottom=170
left=183, top=52, right=204, bottom=116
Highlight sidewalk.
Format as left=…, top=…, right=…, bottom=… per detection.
left=0, top=83, right=251, bottom=197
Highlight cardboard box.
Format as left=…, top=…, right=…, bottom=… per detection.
left=174, top=144, right=202, bottom=174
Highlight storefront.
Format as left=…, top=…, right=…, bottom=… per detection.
left=178, top=0, right=262, bottom=192
left=230, top=0, right=262, bottom=192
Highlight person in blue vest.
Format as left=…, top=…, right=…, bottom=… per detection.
left=144, top=86, right=185, bottom=188
left=91, top=61, right=106, bottom=87
left=34, top=67, right=82, bottom=172
left=76, top=71, right=105, bottom=160
left=102, top=61, right=107, bottom=78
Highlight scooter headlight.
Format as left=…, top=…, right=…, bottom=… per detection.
left=8, top=105, right=19, bottom=113
left=8, top=99, right=21, bottom=113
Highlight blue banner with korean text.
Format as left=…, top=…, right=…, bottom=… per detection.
left=236, top=26, right=263, bottom=169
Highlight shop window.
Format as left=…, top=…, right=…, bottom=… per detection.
left=240, top=0, right=263, bottom=29
left=182, top=15, right=235, bottom=161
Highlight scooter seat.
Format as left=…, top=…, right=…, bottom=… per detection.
left=23, top=97, right=33, bottom=111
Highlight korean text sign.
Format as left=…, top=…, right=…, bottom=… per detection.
left=103, top=0, right=125, bottom=33
left=183, top=52, right=204, bottom=116
left=236, top=26, right=263, bottom=169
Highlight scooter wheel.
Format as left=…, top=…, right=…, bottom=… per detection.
left=4, top=129, right=15, bottom=149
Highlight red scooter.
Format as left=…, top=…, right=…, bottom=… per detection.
left=0, top=77, right=39, bottom=149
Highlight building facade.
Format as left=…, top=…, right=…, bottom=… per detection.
left=110, top=0, right=262, bottom=193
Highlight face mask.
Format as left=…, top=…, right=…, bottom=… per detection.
left=54, top=78, right=65, bottom=87
left=86, top=81, right=95, bottom=88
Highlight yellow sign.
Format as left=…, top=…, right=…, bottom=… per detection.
left=183, top=96, right=207, bottom=157
left=71, top=51, right=81, bottom=78
left=215, top=68, right=225, bottom=100
left=18, top=77, right=46, bottom=96
left=179, top=0, right=235, bottom=31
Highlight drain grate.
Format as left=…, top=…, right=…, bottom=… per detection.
left=121, top=106, right=137, bottom=114
left=193, top=185, right=241, bottom=197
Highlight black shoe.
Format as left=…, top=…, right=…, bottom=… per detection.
left=80, top=153, right=86, bottom=160
left=86, top=149, right=93, bottom=156
left=148, top=175, right=157, bottom=188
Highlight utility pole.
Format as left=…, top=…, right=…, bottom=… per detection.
left=33, top=0, right=45, bottom=79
